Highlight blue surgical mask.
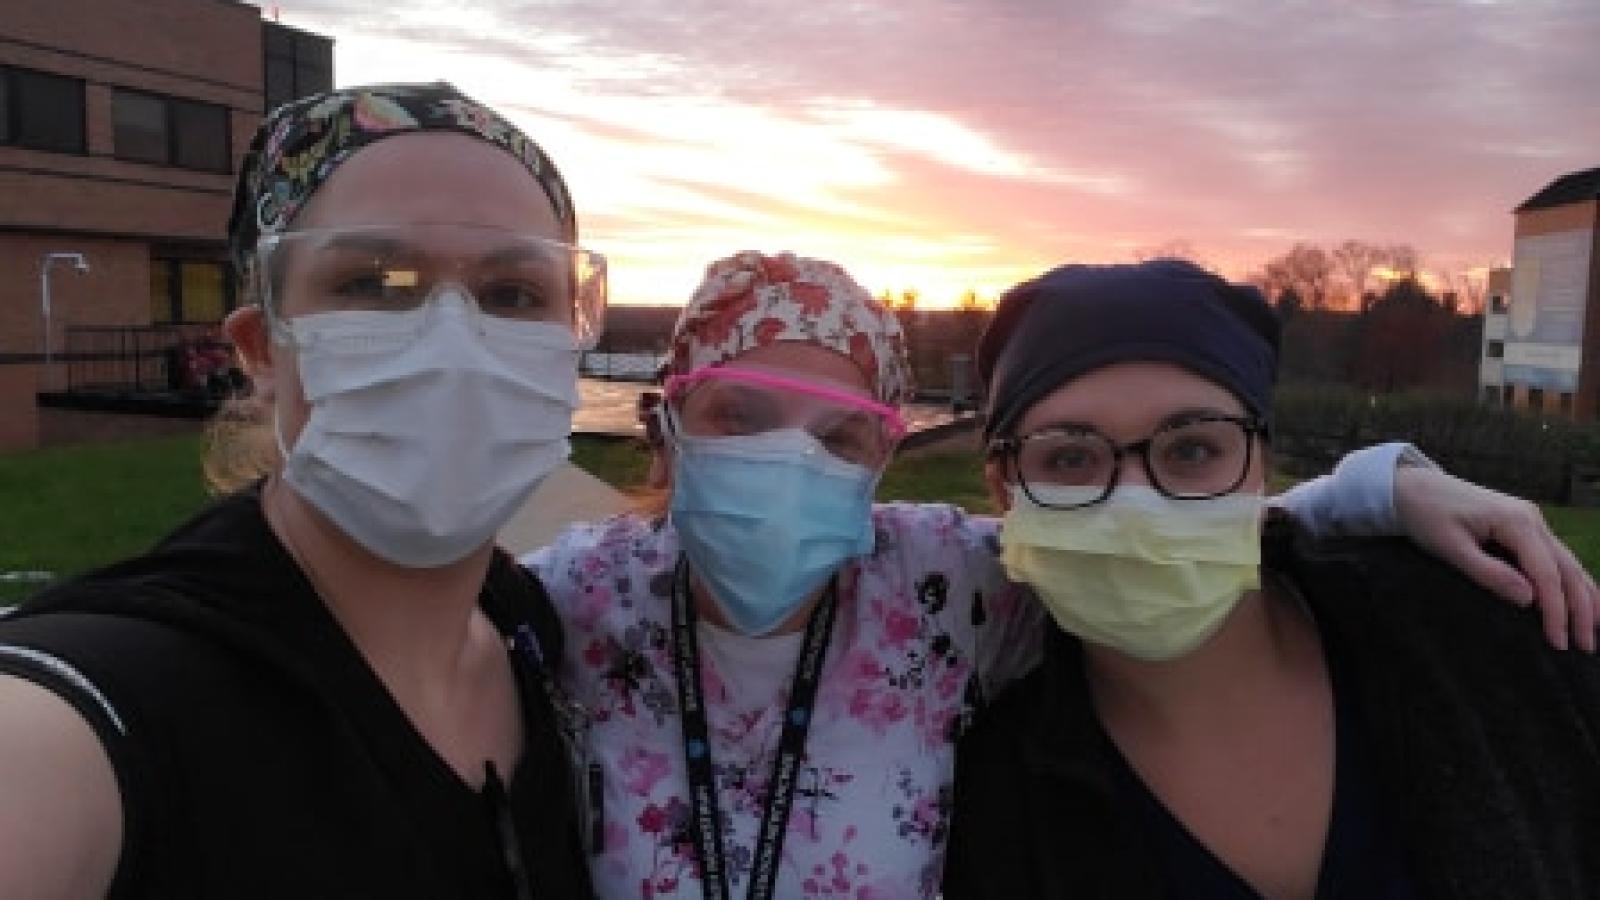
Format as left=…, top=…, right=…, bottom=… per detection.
left=669, top=429, right=878, bottom=635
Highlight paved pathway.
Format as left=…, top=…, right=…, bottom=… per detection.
left=498, top=461, right=631, bottom=556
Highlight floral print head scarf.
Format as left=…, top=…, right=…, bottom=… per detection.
left=227, top=81, right=575, bottom=272
left=668, top=251, right=913, bottom=406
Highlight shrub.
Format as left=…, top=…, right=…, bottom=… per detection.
left=1274, top=384, right=1592, bottom=502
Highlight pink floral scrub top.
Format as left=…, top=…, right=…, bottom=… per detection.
left=528, top=504, right=1033, bottom=899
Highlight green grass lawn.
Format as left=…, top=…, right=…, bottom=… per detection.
left=568, top=435, right=653, bottom=493
left=0, top=433, right=209, bottom=604
left=877, top=449, right=995, bottom=512
left=3, top=436, right=1598, bottom=606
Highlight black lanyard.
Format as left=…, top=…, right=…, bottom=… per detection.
left=670, top=559, right=839, bottom=900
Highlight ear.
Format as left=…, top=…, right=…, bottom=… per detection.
left=1248, top=436, right=1273, bottom=493
left=984, top=457, right=1013, bottom=514
left=222, top=307, right=276, bottom=396
left=647, top=443, right=672, bottom=490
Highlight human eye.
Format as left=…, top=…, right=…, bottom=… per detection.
left=1021, top=432, right=1107, bottom=487
left=478, top=280, right=553, bottom=316
left=1048, top=444, right=1094, bottom=469
left=703, top=397, right=778, bottom=436
left=710, top=404, right=754, bottom=434
left=1043, top=436, right=1103, bottom=472
left=1164, top=434, right=1222, bottom=466
left=1155, top=420, right=1240, bottom=474
left=324, top=261, right=421, bottom=308
left=820, top=422, right=877, bottom=464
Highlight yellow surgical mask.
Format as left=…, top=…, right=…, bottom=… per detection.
left=1000, top=484, right=1266, bottom=661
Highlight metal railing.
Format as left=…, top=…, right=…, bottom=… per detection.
left=62, top=325, right=235, bottom=396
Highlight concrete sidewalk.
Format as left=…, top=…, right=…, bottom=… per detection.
left=498, top=462, right=632, bottom=556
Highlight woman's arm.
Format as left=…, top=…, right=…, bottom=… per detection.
left=0, top=675, right=121, bottom=899
left=1279, top=442, right=1598, bottom=652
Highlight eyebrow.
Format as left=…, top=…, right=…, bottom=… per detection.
left=1030, top=407, right=1240, bottom=436
left=316, top=236, right=555, bottom=273
left=318, top=234, right=415, bottom=258
left=478, top=243, right=556, bottom=269
left=1158, top=407, right=1241, bottom=428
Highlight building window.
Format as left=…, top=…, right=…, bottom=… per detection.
left=172, top=101, right=229, bottom=172
left=113, top=90, right=230, bottom=172
left=1528, top=387, right=1544, bottom=412
left=150, top=259, right=234, bottom=324
left=0, top=66, right=86, bottom=154
left=1489, top=294, right=1508, bottom=314
left=1482, top=385, right=1500, bottom=406
left=1486, top=340, right=1504, bottom=359
left=263, top=22, right=334, bottom=114
left=113, top=90, right=167, bottom=164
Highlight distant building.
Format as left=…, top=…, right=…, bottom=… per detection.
left=0, top=0, right=332, bottom=450
left=1478, top=266, right=1512, bottom=406
left=1492, top=166, right=1600, bottom=420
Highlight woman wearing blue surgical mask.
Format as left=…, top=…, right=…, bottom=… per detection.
left=943, top=260, right=1600, bottom=898
left=526, top=251, right=1595, bottom=900
left=0, top=84, right=600, bottom=898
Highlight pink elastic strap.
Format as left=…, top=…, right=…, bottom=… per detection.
left=666, top=366, right=908, bottom=439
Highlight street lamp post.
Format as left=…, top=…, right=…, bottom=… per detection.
left=40, top=252, right=90, bottom=389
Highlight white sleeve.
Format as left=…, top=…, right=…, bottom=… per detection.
left=1272, top=441, right=1433, bottom=537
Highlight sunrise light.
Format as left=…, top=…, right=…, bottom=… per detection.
left=267, top=1, right=1592, bottom=311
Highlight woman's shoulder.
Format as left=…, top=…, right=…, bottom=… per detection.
left=0, top=673, right=122, bottom=899
left=522, top=513, right=671, bottom=576
left=521, top=513, right=676, bottom=631
left=868, top=502, right=1001, bottom=568
left=1271, top=521, right=1600, bottom=696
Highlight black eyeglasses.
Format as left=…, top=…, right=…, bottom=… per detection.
left=989, top=414, right=1268, bottom=509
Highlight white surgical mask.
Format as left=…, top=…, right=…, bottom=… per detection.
left=277, top=292, right=580, bottom=567
left=1000, top=484, right=1266, bottom=661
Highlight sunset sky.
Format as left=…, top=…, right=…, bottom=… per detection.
left=273, top=0, right=1598, bottom=308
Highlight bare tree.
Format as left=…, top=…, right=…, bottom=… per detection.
left=1260, top=243, right=1336, bottom=311
left=1384, top=244, right=1419, bottom=278
left=1436, top=266, right=1489, bottom=316
left=1331, top=240, right=1385, bottom=310
left=1328, top=240, right=1421, bottom=311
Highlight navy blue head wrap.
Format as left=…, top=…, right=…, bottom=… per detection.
left=977, top=259, right=1280, bottom=440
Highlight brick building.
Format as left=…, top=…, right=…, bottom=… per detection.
left=1491, top=166, right=1600, bottom=420
left=0, top=0, right=331, bottom=450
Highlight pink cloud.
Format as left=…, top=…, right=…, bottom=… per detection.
left=277, top=0, right=1599, bottom=298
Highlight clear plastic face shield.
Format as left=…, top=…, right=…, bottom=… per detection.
left=662, top=366, right=907, bottom=470
left=254, top=223, right=607, bottom=348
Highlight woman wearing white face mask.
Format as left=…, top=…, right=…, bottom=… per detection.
left=0, top=84, right=601, bottom=899
left=943, top=260, right=1600, bottom=898
left=526, top=251, right=1594, bottom=900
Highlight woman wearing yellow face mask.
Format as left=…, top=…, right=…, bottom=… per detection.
left=942, top=260, right=1600, bottom=898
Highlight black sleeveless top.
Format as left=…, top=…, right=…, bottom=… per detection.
left=0, top=487, right=595, bottom=899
